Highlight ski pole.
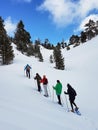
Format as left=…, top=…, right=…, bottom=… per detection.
left=30, top=65, right=32, bottom=78
left=33, top=78, right=37, bottom=90
left=61, top=96, right=64, bottom=106
left=52, top=87, right=54, bottom=102
left=47, top=84, right=51, bottom=97
left=64, top=94, right=70, bottom=112
left=24, top=70, right=25, bottom=76
left=24, top=65, right=26, bottom=77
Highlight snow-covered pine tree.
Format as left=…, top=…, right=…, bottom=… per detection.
left=0, top=16, right=14, bottom=65
left=34, top=39, right=43, bottom=62
left=38, top=51, right=43, bottom=62
left=14, top=20, right=31, bottom=54
left=53, top=46, right=65, bottom=70
left=49, top=54, right=54, bottom=63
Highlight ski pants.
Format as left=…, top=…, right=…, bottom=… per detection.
left=43, top=84, right=48, bottom=96
left=69, top=97, right=77, bottom=110
left=57, top=95, right=62, bottom=105
left=26, top=70, right=30, bottom=78
left=37, top=83, right=41, bottom=92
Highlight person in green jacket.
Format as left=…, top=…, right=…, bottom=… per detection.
left=53, top=80, right=62, bottom=105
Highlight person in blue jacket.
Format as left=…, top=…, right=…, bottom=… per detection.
left=24, top=64, right=31, bottom=79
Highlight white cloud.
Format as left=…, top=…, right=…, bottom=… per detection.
left=4, top=16, right=17, bottom=37
left=38, top=0, right=98, bottom=28
left=37, top=0, right=76, bottom=27
left=78, top=0, right=98, bottom=18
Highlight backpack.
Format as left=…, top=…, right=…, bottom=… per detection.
left=26, top=66, right=30, bottom=71
left=44, top=78, right=48, bottom=84
left=72, top=88, right=77, bottom=96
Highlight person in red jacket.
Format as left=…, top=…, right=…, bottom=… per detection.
left=40, top=75, right=49, bottom=97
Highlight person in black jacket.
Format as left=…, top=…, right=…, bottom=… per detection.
left=64, top=83, right=78, bottom=112
left=34, top=73, right=42, bottom=92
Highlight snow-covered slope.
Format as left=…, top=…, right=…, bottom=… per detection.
left=0, top=36, right=98, bottom=130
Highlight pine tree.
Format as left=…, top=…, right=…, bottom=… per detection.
left=14, top=20, right=31, bottom=54
left=84, top=19, right=95, bottom=40
left=34, top=39, right=43, bottom=62
left=95, top=21, right=98, bottom=35
left=69, top=35, right=80, bottom=47
left=38, top=51, right=43, bottom=62
left=61, top=40, right=67, bottom=49
left=66, top=45, right=70, bottom=50
left=49, top=54, right=54, bottom=63
left=80, top=31, right=87, bottom=43
left=34, top=39, right=41, bottom=57
left=53, top=46, right=65, bottom=70
left=27, top=43, right=34, bottom=56
left=0, top=16, right=14, bottom=65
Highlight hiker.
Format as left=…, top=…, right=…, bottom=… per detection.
left=53, top=80, right=62, bottom=105
left=24, top=64, right=31, bottom=79
left=40, top=75, right=49, bottom=97
left=34, top=73, right=42, bottom=92
left=64, top=83, right=78, bottom=112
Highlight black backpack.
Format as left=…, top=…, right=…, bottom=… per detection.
left=72, top=88, right=77, bottom=96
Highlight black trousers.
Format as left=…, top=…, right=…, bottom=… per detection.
left=38, top=84, right=41, bottom=92
left=26, top=70, right=30, bottom=78
left=69, top=98, right=77, bottom=110
left=57, top=95, right=62, bottom=105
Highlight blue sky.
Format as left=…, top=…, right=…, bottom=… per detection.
left=0, top=0, right=98, bottom=44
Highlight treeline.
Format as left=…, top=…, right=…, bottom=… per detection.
left=0, top=16, right=64, bottom=69
left=68, top=19, right=98, bottom=48
left=0, top=16, right=98, bottom=70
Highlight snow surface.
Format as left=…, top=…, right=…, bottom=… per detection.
left=0, top=36, right=98, bottom=130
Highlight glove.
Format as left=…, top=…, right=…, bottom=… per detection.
left=52, top=86, right=54, bottom=89
left=64, top=91, right=67, bottom=94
